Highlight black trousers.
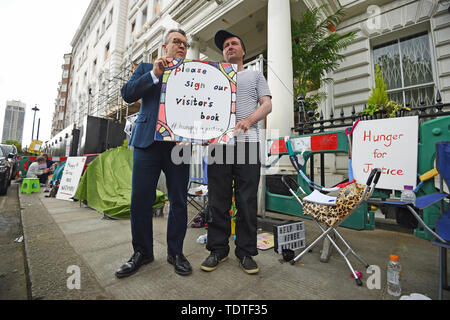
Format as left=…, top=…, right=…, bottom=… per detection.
left=206, top=142, right=261, bottom=259
left=38, top=173, right=49, bottom=184
left=130, top=142, right=190, bottom=257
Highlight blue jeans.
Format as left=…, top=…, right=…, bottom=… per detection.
left=130, top=141, right=190, bottom=257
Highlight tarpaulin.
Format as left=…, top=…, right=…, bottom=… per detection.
left=52, top=161, right=66, bottom=184
left=74, top=147, right=167, bottom=219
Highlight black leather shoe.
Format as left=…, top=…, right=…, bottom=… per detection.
left=167, top=254, right=192, bottom=276
left=115, top=252, right=154, bottom=279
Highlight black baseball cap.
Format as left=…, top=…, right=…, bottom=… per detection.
left=214, top=29, right=246, bottom=54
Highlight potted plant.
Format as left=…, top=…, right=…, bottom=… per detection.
left=361, top=65, right=411, bottom=118
left=292, top=5, right=356, bottom=122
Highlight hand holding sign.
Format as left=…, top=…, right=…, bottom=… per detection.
left=153, top=56, right=170, bottom=78
left=234, top=118, right=252, bottom=137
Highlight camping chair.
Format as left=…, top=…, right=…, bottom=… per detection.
left=381, top=141, right=450, bottom=299
left=282, top=166, right=381, bottom=286
left=187, top=155, right=209, bottom=227
left=280, top=132, right=381, bottom=286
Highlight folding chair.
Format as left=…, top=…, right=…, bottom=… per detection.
left=187, top=155, right=209, bottom=227
left=381, top=141, right=450, bottom=299
left=282, top=168, right=381, bottom=286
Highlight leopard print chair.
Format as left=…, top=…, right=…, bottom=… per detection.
left=302, top=182, right=368, bottom=227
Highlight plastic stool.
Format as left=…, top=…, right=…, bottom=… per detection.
left=20, top=178, right=41, bottom=194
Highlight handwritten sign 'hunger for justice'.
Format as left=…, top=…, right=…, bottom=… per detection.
left=155, top=58, right=237, bottom=144
left=352, top=116, right=418, bottom=191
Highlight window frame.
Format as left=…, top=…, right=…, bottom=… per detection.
left=105, top=42, right=111, bottom=61
left=370, top=24, right=438, bottom=106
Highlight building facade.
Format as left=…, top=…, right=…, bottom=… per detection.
left=51, top=53, right=72, bottom=137
left=2, top=100, right=26, bottom=144
left=59, top=0, right=449, bottom=172
left=66, top=0, right=129, bottom=129
left=320, top=0, right=450, bottom=177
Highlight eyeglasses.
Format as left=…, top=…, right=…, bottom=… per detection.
left=171, top=38, right=190, bottom=49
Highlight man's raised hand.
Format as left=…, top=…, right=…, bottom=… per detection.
left=153, top=57, right=169, bottom=78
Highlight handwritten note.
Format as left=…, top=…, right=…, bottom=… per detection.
left=155, top=58, right=237, bottom=144
left=56, top=157, right=86, bottom=201
left=352, top=116, right=418, bottom=190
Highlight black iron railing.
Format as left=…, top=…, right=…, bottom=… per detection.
left=292, top=90, right=449, bottom=188
left=295, top=90, right=450, bottom=135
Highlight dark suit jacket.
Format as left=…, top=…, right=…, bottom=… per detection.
left=121, top=63, right=162, bottom=149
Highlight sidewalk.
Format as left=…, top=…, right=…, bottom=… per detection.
left=19, top=190, right=449, bottom=300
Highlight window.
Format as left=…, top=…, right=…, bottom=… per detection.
left=102, top=18, right=106, bottom=34
left=153, top=0, right=162, bottom=15
left=142, top=7, right=147, bottom=26
left=60, top=98, right=66, bottom=106
left=105, top=42, right=110, bottom=60
left=96, top=28, right=100, bottom=42
left=131, top=21, right=136, bottom=37
left=92, top=59, right=97, bottom=75
left=151, top=50, right=158, bottom=63
left=61, top=84, right=67, bottom=92
left=64, top=56, right=71, bottom=65
left=372, top=32, right=435, bottom=106
left=63, top=70, right=69, bottom=78
left=108, top=8, right=114, bottom=26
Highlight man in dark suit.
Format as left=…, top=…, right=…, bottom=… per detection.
left=116, top=29, right=192, bottom=278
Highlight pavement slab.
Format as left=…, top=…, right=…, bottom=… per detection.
left=17, top=190, right=450, bottom=300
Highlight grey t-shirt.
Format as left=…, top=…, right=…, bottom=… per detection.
left=235, top=70, right=272, bottom=142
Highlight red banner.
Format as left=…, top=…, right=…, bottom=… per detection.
left=311, top=134, right=338, bottom=151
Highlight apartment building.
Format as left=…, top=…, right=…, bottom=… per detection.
left=66, top=0, right=129, bottom=128
left=2, top=100, right=26, bottom=144
left=51, top=53, right=72, bottom=137
left=60, top=0, right=449, bottom=173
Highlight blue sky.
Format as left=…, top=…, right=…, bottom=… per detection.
left=0, top=0, right=91, bottom=148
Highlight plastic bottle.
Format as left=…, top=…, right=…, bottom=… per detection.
left=387, top=254, right=402, bottom=297
left=163, top=201, right=170, bottom=218
left=196, top=234, right=207, bottom=244
left=400, top=185, right=416, bottom=204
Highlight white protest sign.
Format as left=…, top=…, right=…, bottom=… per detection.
left=352, top=116, right=418, bottom=190
left=155, top=58, right=237, bottom=144
left=56, top=157, right=87, bottom=201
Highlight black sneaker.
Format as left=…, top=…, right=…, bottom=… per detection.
left=200, top=252, right=228, bottom=272
left=239, top=256, right=259, bottom=274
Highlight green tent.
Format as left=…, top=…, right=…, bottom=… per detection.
left=74, top=146, right=167, bottom=219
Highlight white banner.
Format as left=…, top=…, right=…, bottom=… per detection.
left=352, top=116, right=418, bottom=191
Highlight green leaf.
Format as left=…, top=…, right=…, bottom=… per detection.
left=292, top=5, right=356, bottom=119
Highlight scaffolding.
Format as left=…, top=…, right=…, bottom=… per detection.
left=61, top=61, right=141, bottom=135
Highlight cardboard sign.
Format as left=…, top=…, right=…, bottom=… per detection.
left=155, top=58, right=237, bottom=144
left=28, top=140, right=43, bottom=154
left=56, top=157, right=86, bottom=201
left=352, top=116, right=418, bottom=190
left=273, top=221, right=306, bottom=254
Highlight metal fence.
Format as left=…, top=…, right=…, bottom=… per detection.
left=294, top=90, right=450, bottom=187
left=296, top=90, right=450, bottom=135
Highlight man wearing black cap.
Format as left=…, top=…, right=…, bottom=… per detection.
left=201, top=30, right=272, bottom=274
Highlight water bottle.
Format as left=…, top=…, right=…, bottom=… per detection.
left=196, top=234, right=207, bottom=244
left=387, top=254, right=402, bottom=297
left=163, top=201, right=170, bottom=219
left=400, top=185, right=415, bottom=204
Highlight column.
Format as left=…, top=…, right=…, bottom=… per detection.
left=267, top=0, right=294, bottom=137
left=186, top=38, right=200, bottom=60
left=266, top=0, right=295, bottom=173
